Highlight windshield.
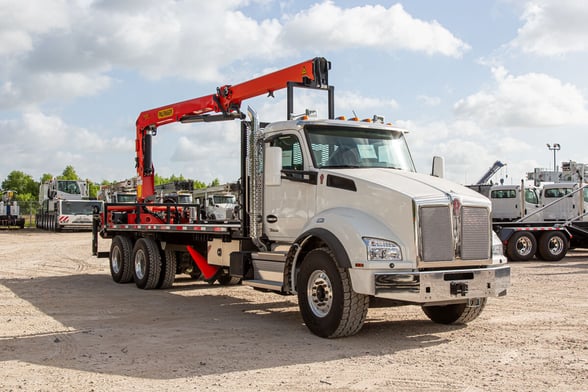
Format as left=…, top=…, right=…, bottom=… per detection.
left=58, top=180, right=81, bottom=195
left=116, top=194, right=136, bottom=203
left=61, top=201, right=102, bottom=215
left=305, top=125, right=415, bottom=170
left=213, top=195, right=236, bottom=204
left=177, top=194, right=193, bottom=204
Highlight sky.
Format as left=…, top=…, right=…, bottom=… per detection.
left=1, top=0, right=588, bottom=187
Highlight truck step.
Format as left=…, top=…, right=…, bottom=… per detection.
left=243, top=279, right=283, bottom=292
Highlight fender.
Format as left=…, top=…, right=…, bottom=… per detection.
left=293, top=207, right=413, bottom=268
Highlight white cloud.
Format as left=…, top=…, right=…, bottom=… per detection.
left=510, top=0, right=588, bottom=55
left=0, top=110, right=134, bottom=181
left=279, top=2, right=470, bottom=58
left=454, top=66, right=588, bottom=128
left=0, top=1, right=468, bottom=110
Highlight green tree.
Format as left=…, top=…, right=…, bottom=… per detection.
left=87, top=180, right=100, bottom=199
left=209, top=178, right=220, bottom=187
left=59, top=165, right=79, bottom=180
left=1, top=171, right=38, bottom=196
left=193, top=180, right=206, bottom=189
left=40, top=173, right=53, bottom=183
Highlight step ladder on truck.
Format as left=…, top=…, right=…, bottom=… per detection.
left=92, top=57, right=510, bottom=338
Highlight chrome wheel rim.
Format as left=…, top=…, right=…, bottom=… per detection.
left=135, top=249, right=146, bottom=280
left=516, top=236, right=533, bottom=256
left=307, top=270, right=333, bottom=318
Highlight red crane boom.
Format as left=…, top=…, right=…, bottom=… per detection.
left=135, top=57, right=331, bottom=201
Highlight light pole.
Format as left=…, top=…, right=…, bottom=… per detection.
left=546, top=143, right=560, bottom=173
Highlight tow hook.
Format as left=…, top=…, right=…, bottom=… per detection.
left=450, top=282, right=468, bottom=296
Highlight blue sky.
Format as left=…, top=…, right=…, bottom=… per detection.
left=1, top=0, right=587, bottom=186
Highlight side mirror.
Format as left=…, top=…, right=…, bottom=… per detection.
left=265, top=146, right=283, bottom=186
left=431, top=156, right=445, bottom=178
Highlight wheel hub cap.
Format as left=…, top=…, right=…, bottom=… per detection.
left=307, top=270, right=333, bottom=318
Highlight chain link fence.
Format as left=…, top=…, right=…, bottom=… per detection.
left=16, top=200, right=40, bottom=228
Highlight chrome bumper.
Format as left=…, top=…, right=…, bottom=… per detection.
left=349, top=265, right=510, bottom=304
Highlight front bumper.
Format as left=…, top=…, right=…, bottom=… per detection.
left=349, top=265, right=510, bottom=304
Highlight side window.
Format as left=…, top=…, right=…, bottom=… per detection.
left=271, top=135, right=303, bottom=171
left=525, top=189, right=539, bottom=204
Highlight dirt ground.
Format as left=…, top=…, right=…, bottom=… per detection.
left=0, top=230, right=586, bottom=392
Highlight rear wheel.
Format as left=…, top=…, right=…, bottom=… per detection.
left=297, top=247, right=369, bottom=338
left=537, top=231, right=568, bottom=261
left=506, top=231, right=536, bottom=261
left=158, top=248, right=177, bottom=289
left=422, top=298, right=487, bottom=324
left=110, top=235, right=134, bottom=283
left=133, top=238, right=162, bottom=289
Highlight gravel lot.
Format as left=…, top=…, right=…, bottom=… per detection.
left=0, top=229, right=587, bottom=391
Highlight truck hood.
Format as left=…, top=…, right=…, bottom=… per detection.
left=324, top=168, right=489, bottom=205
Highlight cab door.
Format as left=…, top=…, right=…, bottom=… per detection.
left=263, top=133, right=317, bottom=242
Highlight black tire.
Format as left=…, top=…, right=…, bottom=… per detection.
left=132, top=238, right=162, bottom=289
left=297, top=247, right=369, bottom=338
left=506, top=231, right=537, bottom=261
left=157, top=248, right=177, bottom=289
left=217, top=273, right=241, bottom=286
left=55, top=220, right=62, bottom=232
left=537, top=231, right=568, bottom=261
left=422, top=298, right=487, bottom=324
left=109, top=235, right=134, bottom=283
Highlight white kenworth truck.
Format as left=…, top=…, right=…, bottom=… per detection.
left=92, top=58, right=509, bottom=338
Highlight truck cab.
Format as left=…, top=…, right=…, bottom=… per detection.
left=489, top=184, right=540, bottom=222
left=249, top=115, right=509, bottom=337
left=540, top=182, right=585, bottom=221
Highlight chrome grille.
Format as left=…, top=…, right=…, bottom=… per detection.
left=419, top=206, right=453, bottom=261
left=461, top=207, right=490, bottom=260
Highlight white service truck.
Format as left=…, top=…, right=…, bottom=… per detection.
left=93, top=58, right=510, bottom=338
left=489, top=184, right=540, bottom=222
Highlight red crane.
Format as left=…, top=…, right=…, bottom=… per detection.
left=135, top=57, right=332, bottom=202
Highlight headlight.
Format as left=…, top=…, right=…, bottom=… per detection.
left=492, top=231, right=503, bottom=256
left=363, top=238, right=402, bottom=261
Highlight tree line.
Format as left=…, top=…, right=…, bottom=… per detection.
left=1, top=165, right=220, bottom=208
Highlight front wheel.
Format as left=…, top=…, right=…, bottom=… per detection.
left=422, top=298, right=487, bottom=324
left=297, top=247, right=369, bottom=338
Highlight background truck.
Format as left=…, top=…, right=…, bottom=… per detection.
left=0, top=190, right=25, bottom=229
left=489, top=183, right=540, bottom=222
left=155, top=180, right=194, bottom=204
left=93, top=57, right=509, bottom=338
left=193, top=183, right=239, bottom=221
left=493, top=182, right=588, bottom=261
left=98, top=179, right=138, bottom=204
left=37, top=179, right=103, bottom=231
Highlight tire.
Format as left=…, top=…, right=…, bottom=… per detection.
left=422, top=298, right=487, bottom=324
left=217, top=273, right=241, bottom=286
left=133, top=238, right=162, bottom=289
left=157, top=248, right=177, bottom=289
left=537, top=231, right=568, bottom=261
left=110, top=236, right=134, bottom=283
left=506, top=231, right=537, bottom=261
left=297, top=247, right=369, bottom=338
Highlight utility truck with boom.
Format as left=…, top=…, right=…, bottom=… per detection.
left=92, top=58, right=510, bottom=338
